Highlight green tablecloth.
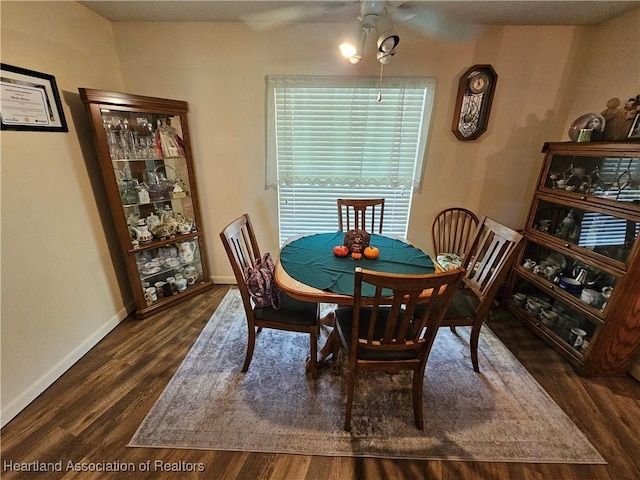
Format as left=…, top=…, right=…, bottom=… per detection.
left=280, top=232, right=435, bottom=297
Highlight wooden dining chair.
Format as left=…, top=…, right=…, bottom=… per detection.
left=337, top=198, right=385, bottom=234
left=335, top=266, right=466, bottom=431
left=220, top=214, right=321, bottom=379
left=421, top=216, right=524, bottom=373
left=431, top=207, right=479, bottom=268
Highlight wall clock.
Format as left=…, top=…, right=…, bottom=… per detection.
left=452, top=65, right=498, bottom=141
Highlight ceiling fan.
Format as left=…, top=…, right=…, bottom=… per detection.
left=240, top=1, right=484, bottom=64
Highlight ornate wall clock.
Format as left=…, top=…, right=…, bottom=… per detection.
left=452, top=65, right=498, bottom=141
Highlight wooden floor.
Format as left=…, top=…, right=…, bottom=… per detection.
left=2, top=284, right=640, bottom=480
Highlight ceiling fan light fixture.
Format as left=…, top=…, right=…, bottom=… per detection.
left=376, top=50, right=395, bottom=65
left=375, top=15, right=399, bottom=53
left=339, top=20, right=366, bottom=60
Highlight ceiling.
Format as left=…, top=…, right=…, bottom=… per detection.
left=78, top=1, right=640, bottom=27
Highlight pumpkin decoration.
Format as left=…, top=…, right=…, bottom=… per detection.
left=363, top=246, right=380, bottom=259
left=351, top=252, right=363, bottom=260
left=333, top=245, right=349, bottom=257
left=344, top=229, right=370, bottom=254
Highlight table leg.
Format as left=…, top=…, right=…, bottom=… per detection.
left=320, top=308, right=335, bottom=327
left=306, top=327, right=341, bottom=372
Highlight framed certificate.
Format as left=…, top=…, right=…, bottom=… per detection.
left=1, top=63, right=68, bottom=132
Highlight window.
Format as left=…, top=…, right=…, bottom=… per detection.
left=266, top=75, right=435, bottom=245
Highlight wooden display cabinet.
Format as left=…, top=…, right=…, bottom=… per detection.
left=79, top=88, right=213, bottom=318
left=505, top=141, right=640, bottom=375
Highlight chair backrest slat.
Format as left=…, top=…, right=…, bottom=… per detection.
left=338, top=198, right=385, bottom=234
left=432, top=207, right=479, bottom=258
left=353, top=267, right=465, bottom=349
left=462, top=216, right=523, bottom=304
left=220, top=214, right=261, bottom=305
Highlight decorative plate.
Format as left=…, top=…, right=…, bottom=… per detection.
left=568, top=113, right=605, bottom=141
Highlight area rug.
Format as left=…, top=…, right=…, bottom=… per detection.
left=129, top=288, right=605, bottom=463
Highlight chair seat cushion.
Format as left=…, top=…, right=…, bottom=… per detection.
left=444, top=289, right=478, bottom=319
left=253, top=292, right=318, bottom=326
left=413, top=289, right=478, bottom=321
left=336, top=307, right=418, bottom=361
left=436, top=253, right=463, bottom=271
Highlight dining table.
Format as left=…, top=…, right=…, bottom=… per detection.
left=274, top=231, right=441, bottom=368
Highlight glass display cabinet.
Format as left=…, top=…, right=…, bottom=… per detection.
left=79, top=88, right=212, bottom=318
left=506, top=141, right=640, bottom=375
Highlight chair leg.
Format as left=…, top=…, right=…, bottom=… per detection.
left=309, top=327, right=318, bottom=380
left=344, top=358, right=357, bottom=431
left=412, top=367, right=425, bottom=430
left=469, top=321, right=483, bottom=373
left=242, top=325, right=256, bottom=373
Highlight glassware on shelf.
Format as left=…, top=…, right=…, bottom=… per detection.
left=116, top=171, right=140, bottom=205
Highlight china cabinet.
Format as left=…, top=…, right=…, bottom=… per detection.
left=79, top=88, right=212, bottom=318
left=505, top=141, right=640, bottom=375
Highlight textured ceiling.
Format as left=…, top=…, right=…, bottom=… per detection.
left=78, top=1, right=640, bottom=26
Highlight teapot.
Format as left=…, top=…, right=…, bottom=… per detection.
left=574, top=268, right=588, bottom=285
left=146, top=211, right=162, bottom=230
left=178, top=241, right=196, bottom=263
left=544, top=264, right=561, bottom=279
left=150, top=223, right=176, bottom=240
left=572, top=265, right=602, bottom=287
left=161, top=206, right=185, bottom=228
left=132, top=219, right=153, bottom=243
left=177, top=217, right=194, bottom=234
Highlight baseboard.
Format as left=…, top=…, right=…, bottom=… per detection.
left=1, top=302, right=133, bottom=428
left=212, top=275, right=236, bottom=285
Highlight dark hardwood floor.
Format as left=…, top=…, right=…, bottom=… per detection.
left=2, top=284, right=640, bottom=479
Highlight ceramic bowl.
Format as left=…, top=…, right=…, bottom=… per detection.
left=559, top=277, right=582, bottom=294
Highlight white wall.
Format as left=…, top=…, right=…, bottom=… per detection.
left=109, top=21, right=584, bottom=283
left=1, top=2, right=638, bottom=425
left=1, top=1, right=128, bottom=425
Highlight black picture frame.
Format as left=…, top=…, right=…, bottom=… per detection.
left=628, top=113, right=640, bottom=140
left=0, top=63, right=68, bottom=132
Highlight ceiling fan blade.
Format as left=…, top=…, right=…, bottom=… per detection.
left=240, top=3, right=347, bottom=31
left=392, top=4, right=485, bottom=42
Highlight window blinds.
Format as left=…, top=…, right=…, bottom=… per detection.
left=266, top=75, right=435, bottom=244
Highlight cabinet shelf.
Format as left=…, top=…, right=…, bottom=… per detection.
left=80, top=88, right=213, bottom=318
left=506, top=141, right=640, bottom=376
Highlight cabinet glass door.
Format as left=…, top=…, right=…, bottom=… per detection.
left=517, top=239, right=618, bottom=317
left=136, top=237, right=205, bottom=305
left=510, top=276, right=597, bottom=356
left=101, top=109, right=198, bottom=250
left=542, top=153, right=640, bottom=206
left=529, top=198, right=639, bottom=266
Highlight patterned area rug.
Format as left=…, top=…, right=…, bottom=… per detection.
left=129, top=288, right=605, bottom=463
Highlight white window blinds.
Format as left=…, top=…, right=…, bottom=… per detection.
left=266, top=75, right=435, bottom=244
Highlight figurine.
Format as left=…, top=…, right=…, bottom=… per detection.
left=344, top=229, right=370, bottom=254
